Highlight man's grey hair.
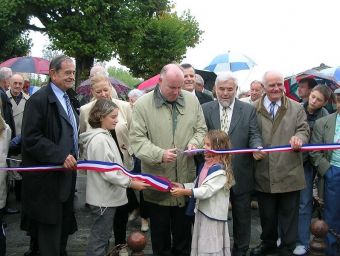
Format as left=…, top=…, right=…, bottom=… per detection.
left=0, top=67, right=13, bottom=81
left=215, top=72, right=238, bottom=87
left=195, top=74, right=204, bottom=85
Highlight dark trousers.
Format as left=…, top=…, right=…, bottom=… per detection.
left=0, top=208, right=5, bottom=256
left=113, top=203, right=128, bottom=245
left=230, top=190, right=252, bottom=253
left=37, top=185, right=76, bottom=256
left=147, top=202, right=192, bottom=256
left=257, top=190, right=300, bottom=256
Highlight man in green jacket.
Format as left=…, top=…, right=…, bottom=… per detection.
left=250, top=71, right=310, bottom=256
left=130, top=63, right=207, bottom=256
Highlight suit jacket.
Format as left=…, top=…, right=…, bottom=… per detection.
left=196, top=90, right=213, bottom=105
left=202, top=99, right=262, bottom=194
left=0, top=87, right=16, bottom=138
left=21, top=84, right=79, bottom=225
left=310, top=113, right=337, bottom=176
left=6, top=90, right=29, bottom=135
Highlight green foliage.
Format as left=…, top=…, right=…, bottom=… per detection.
left=0, top=1, right=31, bottom=62
left=107, top=66, right=142, bottom=88
left=0, top=0, right=202, bottom=84
left=118, top=12, right=203, bottom=78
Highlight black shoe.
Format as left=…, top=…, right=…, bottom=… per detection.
left=24, top=249, right=40, bottom=256
left=250, top=243, right=277, bottom=256
left=5, top=207, right=20, bottom=214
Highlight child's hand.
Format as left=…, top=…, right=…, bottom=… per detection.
left=170, top=188, right=192, bottom=197
left=170, top=188, right=185, bottom=197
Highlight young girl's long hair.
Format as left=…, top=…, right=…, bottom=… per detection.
left=205, top=130, right=235, bottom=189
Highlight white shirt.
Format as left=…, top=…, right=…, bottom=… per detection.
left=263, top=95, right=281, bottom=118
left=219, top=99, right=235, bottom=133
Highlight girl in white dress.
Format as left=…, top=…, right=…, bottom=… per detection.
left=171, top=130, right=234, bottom=256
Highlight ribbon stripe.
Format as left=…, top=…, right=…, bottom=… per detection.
left=1, top=143, right=340, bottom=192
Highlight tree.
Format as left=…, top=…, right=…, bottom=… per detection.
left=107, top=67, right=142, bottom=88
left=0, top=1, right=31, bottom=62
left=7, top=0, right=202, bottom=85
left=118, top=12, right=202, bottom=78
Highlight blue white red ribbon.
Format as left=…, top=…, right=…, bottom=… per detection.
left=0, top=160, right=172, bottom=192
left=1, top=143, right=340, bottom=192
left=184, top=143, right=340, bottom=155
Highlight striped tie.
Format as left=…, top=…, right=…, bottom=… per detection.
left=64, top=93, right=78, bottom=156
left=269, top=101, right=276, bottom=120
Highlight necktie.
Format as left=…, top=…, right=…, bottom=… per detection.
left=269, top=101, right=276, bottom=120
left=64, top=93, right=78, bottom=156
left=221, top=107, right=229, bottom=132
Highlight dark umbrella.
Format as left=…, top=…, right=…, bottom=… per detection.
left=0, top=56, right=50, bottom=74
left=195, top=69, right=217, bottom=91
left=285, top=69, right=339, bottom=112
left=76, top=77, right=131, bottom=102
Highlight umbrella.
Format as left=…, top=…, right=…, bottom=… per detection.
left=137, top=74, right=160, bottom=91
left=284, top=69, right=339, bottom=112
left=195, top=69, right=217, bottom=91
left=319, top=67, right=340, bottom=82
left=204, top=51, right=256, bottom=73
left=76, top=77, right=131, bottom=101
left=0, top=56, right=50, bottom=74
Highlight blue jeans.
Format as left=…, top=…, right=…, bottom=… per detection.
left=86, top=205, right=117, bottom=256
left=297, top=161, right=314, bottom=248
left=324, top=165, right=340, bottom=256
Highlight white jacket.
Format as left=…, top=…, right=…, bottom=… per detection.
left=0, top=124, right=11, bottom=208
left=184, top=168, right=230, bottom=221
left=79, top=128, right=130, bottom=207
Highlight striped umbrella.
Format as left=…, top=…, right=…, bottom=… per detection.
left=204, top=51, right=256, bottom=73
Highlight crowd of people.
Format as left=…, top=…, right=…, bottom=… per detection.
left=0, top=55, right=339, bottom=256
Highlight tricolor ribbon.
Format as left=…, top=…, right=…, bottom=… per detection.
left=1, top=143, right=340, bottom=192
left=0, top=160, right=172, bottom=192
left=184, top=143, right=340, bottom=155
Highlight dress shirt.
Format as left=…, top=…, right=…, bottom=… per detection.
left=219, top=99, right=235, bottom=132
left=263, top=95, right=281, bottom=118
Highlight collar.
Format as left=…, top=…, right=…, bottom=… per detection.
left=154, top=84, right=185, bottom=109
left=50, top=82, right=66, bottom=101
left=264, top=95, right=282, bottom=109
left=218, top=97, right=236, bottom=112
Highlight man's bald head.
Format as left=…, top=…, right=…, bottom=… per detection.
left=159, top=64, right=184, bottom=102
left=262, top=70, right=285, bottom=102
left=10, top=73, right=24, bottom=96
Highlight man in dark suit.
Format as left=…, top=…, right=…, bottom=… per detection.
left=180, top=63, right=213, bottom=105
left=202, top=73, right=263, bottom=256
left=21, top=55, right=78, bottom=256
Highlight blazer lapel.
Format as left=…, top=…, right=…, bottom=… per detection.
left=211, top=101, right=221, bottom=129
left=325, top=114, right=337, bottom=144
left=229, top=100, right=242, bottom=135
left=47, top=85, right=72, bottom=126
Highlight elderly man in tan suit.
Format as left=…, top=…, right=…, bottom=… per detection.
left=250, top=71, right=309, bottom=256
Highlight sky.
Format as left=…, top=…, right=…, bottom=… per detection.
left=30, top=0, right=340, bottom=90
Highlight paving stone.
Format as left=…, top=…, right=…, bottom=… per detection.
left=5, top=173, right=261, bottom=255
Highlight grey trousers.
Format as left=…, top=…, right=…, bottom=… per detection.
left=86, top=205, right=117, bottom=256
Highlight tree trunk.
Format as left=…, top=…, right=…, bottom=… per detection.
left=75, top=56, right=94, bottom=88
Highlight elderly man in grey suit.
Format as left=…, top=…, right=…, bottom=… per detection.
left=202, top=73, right=263, bottom=256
